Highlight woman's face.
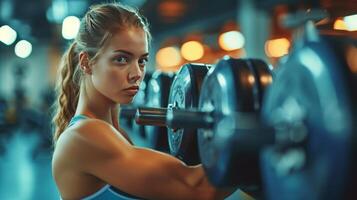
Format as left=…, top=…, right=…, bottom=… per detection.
left=91, top=27, right=149, bottom=104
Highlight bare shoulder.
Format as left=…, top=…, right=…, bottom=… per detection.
left=53, top=119, right=130, bottom=165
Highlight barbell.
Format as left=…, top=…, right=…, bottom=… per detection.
left=136, top=57, right=274, bottom=193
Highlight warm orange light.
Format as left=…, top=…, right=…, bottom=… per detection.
left=180, top=41, right=204, bottom=61
left=333, top=19, right=348, bottom=31
left=247, top=74, right=255, bottom=85
left=265, top=38, right=290, bottom=58
left=260, top=75, right=273, bottom=86
left=346, top=45, right=357, bottom=73
left=158, top=1, right=186, bottom=18
left=156, top=47, right=181, bottom=68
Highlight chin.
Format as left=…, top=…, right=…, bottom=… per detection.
left=116, top=97, right=135, bottom=105
left=119, top=101, right=133, bottom=105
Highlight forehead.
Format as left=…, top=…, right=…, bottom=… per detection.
left=105, top=28, right=148, bottom=54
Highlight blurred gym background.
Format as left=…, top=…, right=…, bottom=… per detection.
left=0, top=0, right=356, bottom=199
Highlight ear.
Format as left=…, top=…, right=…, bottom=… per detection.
left=79, top=52, right=92, bottom=74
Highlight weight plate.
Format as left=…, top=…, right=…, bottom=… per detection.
left=198, top=57, right=273, bottom=189
left=261, top=32, right=357, bottom=200
left=167, top=63, right=211, bottom=165
left=145, top=71, right=175, bottom=152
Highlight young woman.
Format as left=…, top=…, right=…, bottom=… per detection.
left=51, top=3, right=233, bottom=200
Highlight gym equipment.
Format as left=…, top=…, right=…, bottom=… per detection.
left=145, top=71, right=175, bottom=152
left=136, top=63, right=211, bottom=164
left=167, top=63, right=211, bottom=165
left=166, top=57, right=274, bottom=190
left=261, top=12, right=357, bottom=200
left=136, top=57, right=274, bottom=192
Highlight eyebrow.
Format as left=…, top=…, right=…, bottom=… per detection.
left=114, top=49, right=149, bottom=57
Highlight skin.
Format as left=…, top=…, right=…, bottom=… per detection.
left=52, top=27, right=234, bottom=200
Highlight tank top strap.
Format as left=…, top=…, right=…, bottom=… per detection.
left=68, top=114, right=89, bottom=127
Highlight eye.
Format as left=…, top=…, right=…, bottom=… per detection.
left=114, top=56, right=129, bottom=64
left=138, top=57, right=148, bottom=67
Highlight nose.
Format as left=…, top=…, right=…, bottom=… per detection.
left=128, top=62, right=143, bottom=83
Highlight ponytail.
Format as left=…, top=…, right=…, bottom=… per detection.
left=52, top=42, right=81, bottom=143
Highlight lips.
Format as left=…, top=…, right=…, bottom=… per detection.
left=124, top=86, right=139, bottom=90
left=123, top=86, right=139, bottom=96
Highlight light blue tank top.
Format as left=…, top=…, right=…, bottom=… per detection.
left=67, top=115, right=143, bottom=200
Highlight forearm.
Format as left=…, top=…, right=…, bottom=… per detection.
left=128, top=147, right=211, bottom=200
left=169, top=163, right=232, bottom=200
left=127, top=147, right=234, bottom=200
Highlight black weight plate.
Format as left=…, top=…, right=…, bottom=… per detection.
left=248, top=59, right=274, bottom=108
left=145, top=71, right=175, bottom=152
left=198, top=57, right=273, bottom=188
left=167, top=63, right=211, bottom=165
left=261, top=31, right=357, bottom=200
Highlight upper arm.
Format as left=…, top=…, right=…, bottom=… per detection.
left=69, top=120, right=215, bottom=200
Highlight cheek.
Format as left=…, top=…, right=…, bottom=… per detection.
left=108, top=70, right=126, bottom=86
left=92, top=65, right=126, bottom=92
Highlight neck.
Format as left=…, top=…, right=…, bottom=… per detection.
left=75, top=80, right=118, bottom=126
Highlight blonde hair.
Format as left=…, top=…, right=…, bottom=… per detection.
left=52, top=3, right=151, bottom=143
